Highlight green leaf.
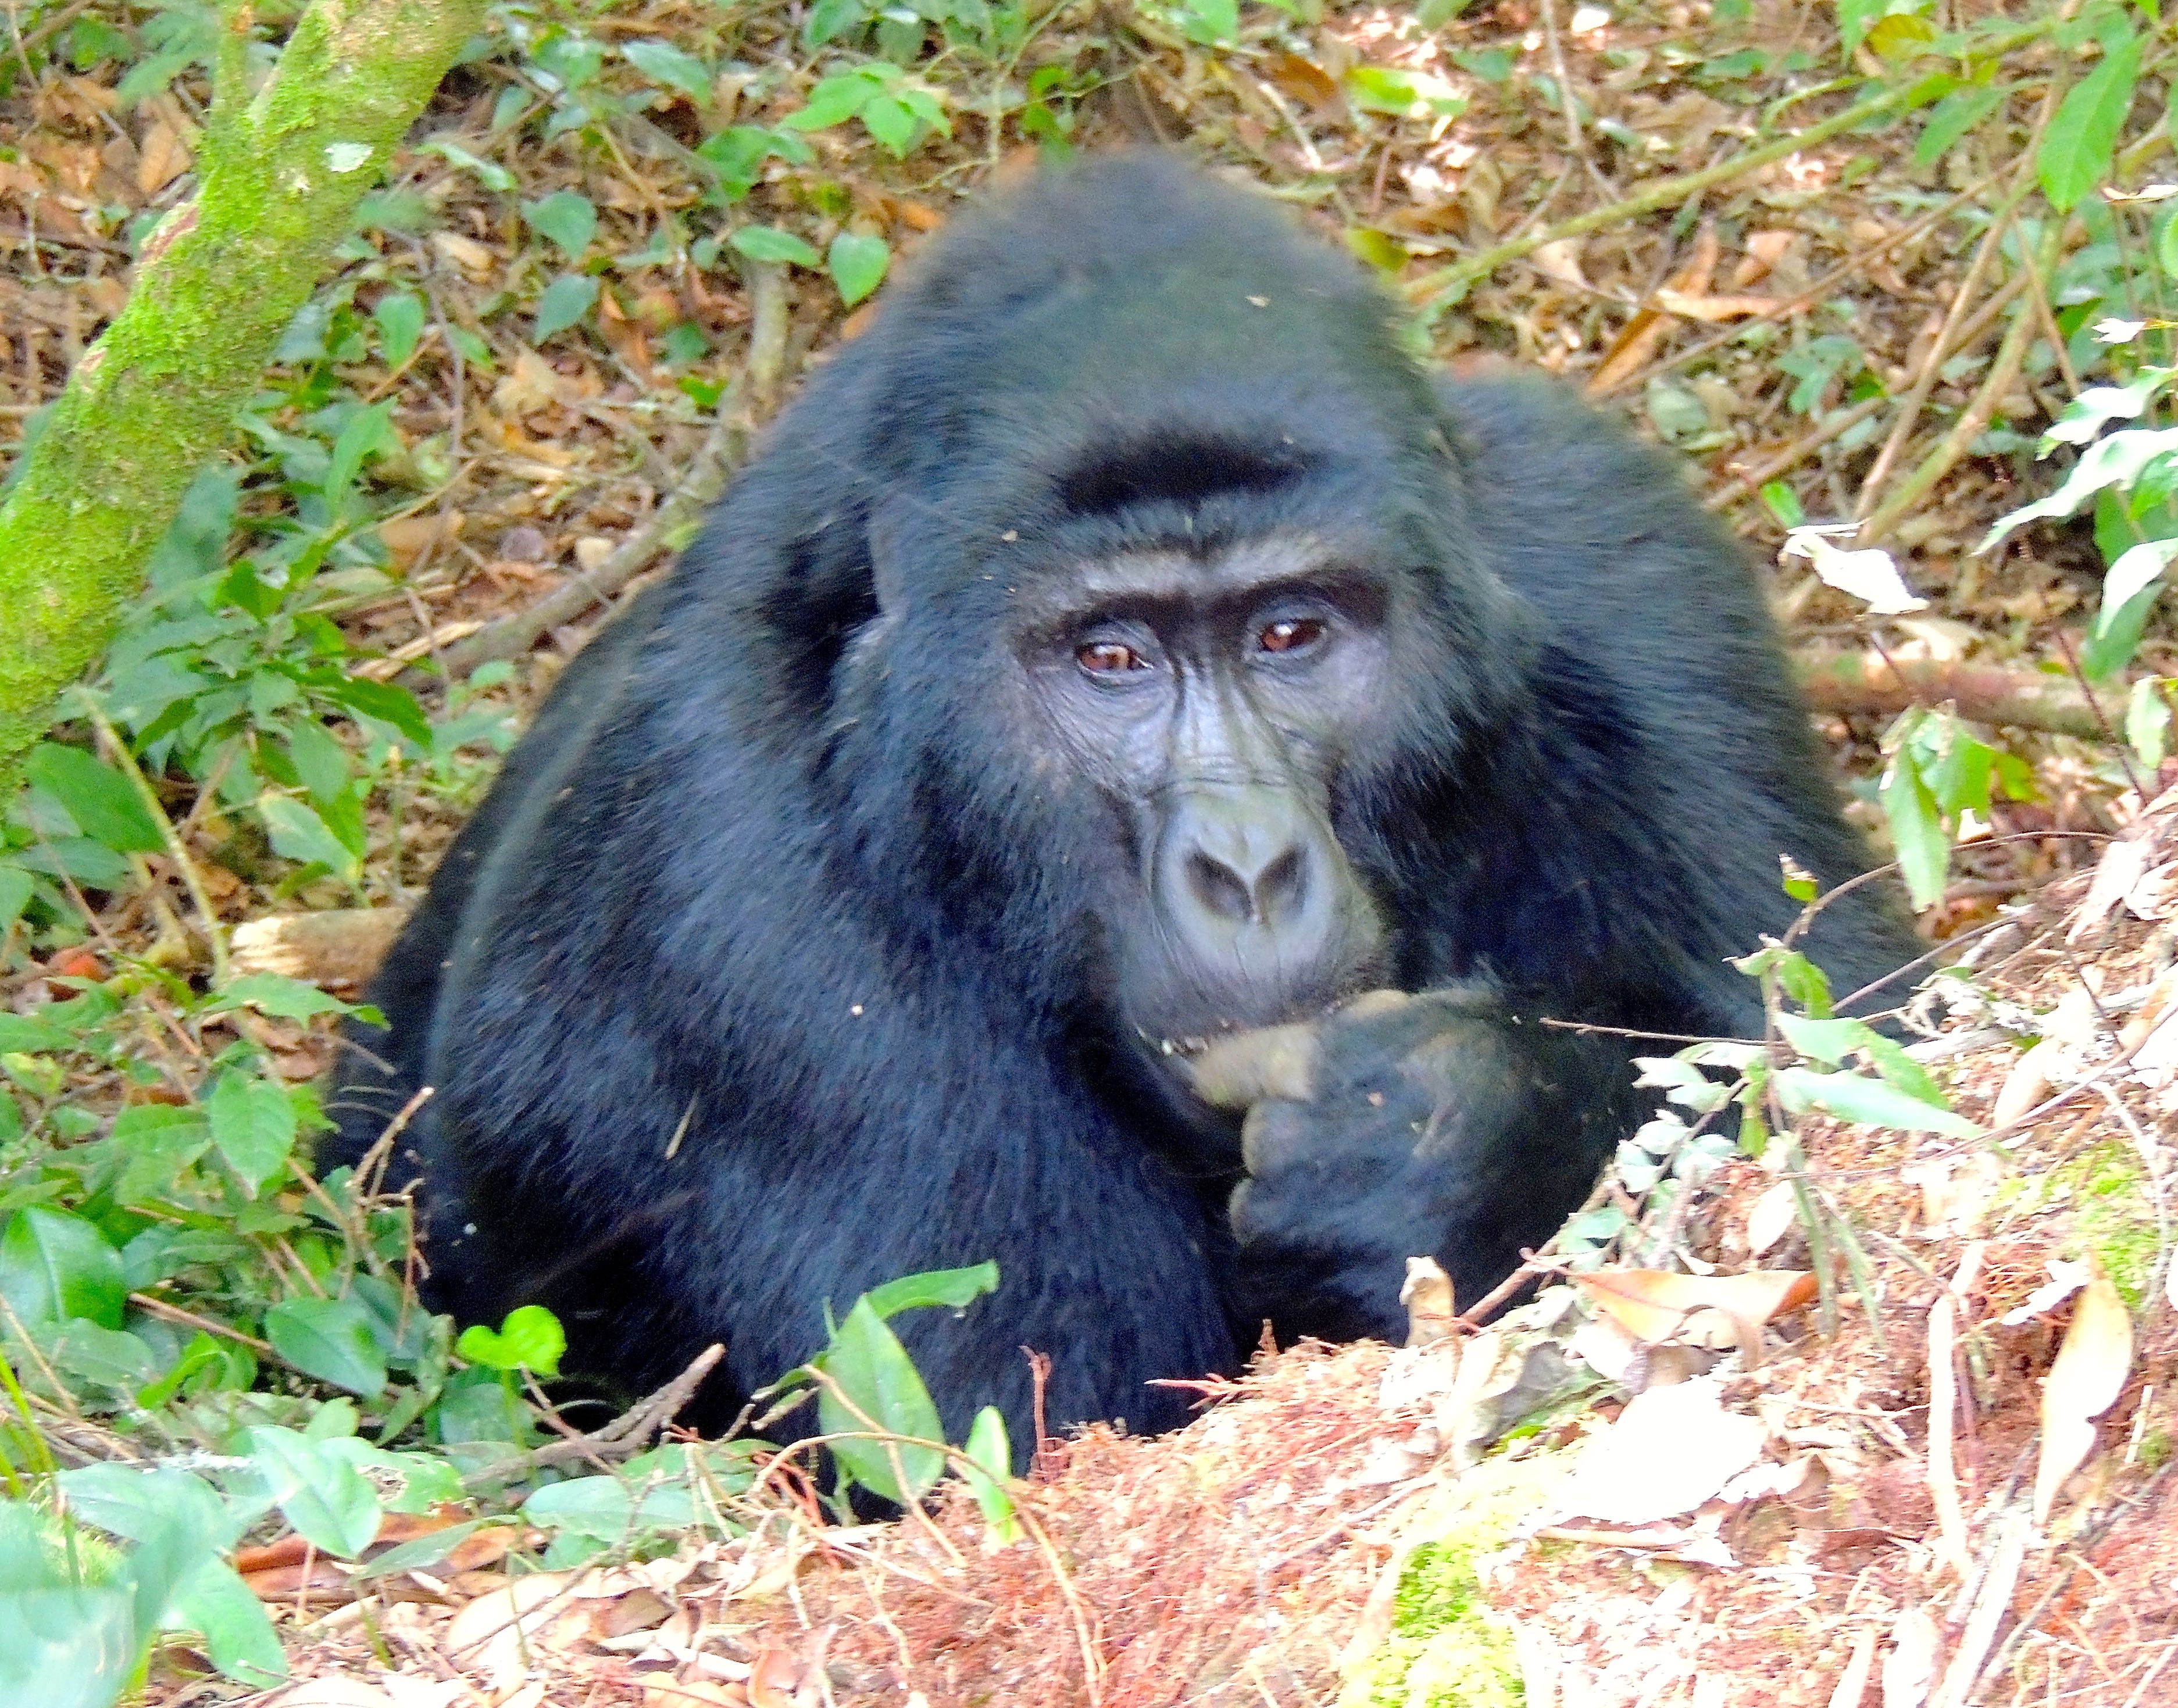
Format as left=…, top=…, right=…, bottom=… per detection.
left=2037, top=34, right=2142, bottom=213
left=24, top=744, right=162, bottom=854
left=109, top=1105, right=212, bottom=1205
left=0, top=1207, right=126, bottom=1330
left=1879, top=746, right=1948, bottom=910
left=523, top=1474, right=700, bottom=1539
left=962, top=1405, right=1020, bottom=1542
left=730, top=225, right=822, bottom=267
left=1915, top=85, right=2005, bottom=168
left=1776, top=1066, right=1979, bottom=1137
left=523, top=190, right=598, bottom=258
left=323, top=401, right=395, bottom=504
left=1835, top=0, right=1885, bottom=59
left=169, top=1562, right=285, bottom=1685
left=783, top=69, right=888, bottom=132
left=207, top=1072, right=298, bottom=1195
left=372, top=292, right=426, bottom=369
left=533, top=273, right=600, bottom=342
left=816, top=1298, right=944, bottom=1502
left=419, top=135, right=515, bottom=192
left=828, top=231, right=890, bottom=306
left=246, top=1426, right=383, bottom=1559
left=859, top=1262, right=1001, bottom=1321
left=623, top=40, right=712, bottom=99
left=0, top=869, right=31, bottom=930
left=202, top=973, right=362, bottom=1023
left=1775, top=1013, right=1882, bottom=1066
left=859, top=96, right=917, bottom=158
left=455, top=1303, right=566, bottom=1377
left=263, top=1296, right=387, bottom=1398
left=1981, top=428, right=2178, bottom=550
left=256, top=793, right=360, bottom=881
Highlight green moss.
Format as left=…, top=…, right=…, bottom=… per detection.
left=2138, top=1425, right=2172, bottom=1473
left=2065, top=1143, right=2158, bottom=1309
left=1363, top=1541, right=1523, bottom=1708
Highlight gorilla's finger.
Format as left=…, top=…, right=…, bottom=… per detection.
left=1185, top=1023, right=1320, bottom=1108
left=1238, top=1099, right=1315, bottom=1177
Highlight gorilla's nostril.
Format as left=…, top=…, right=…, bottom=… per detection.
left=1256, top=846, right=1306, bottom=923
left=1186, top=850, right=1257, bottom=923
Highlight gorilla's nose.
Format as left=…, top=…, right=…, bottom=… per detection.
left=1164, top=788, right=1326, bottom=942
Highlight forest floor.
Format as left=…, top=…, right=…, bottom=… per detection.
left=5, top=0, right=2178, bottom=1703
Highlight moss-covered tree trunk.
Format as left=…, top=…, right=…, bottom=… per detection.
left=0, top=0, right=486, bottom=788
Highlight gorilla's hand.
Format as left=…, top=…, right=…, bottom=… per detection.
left=1187, top=986, right=1627, bottom=1343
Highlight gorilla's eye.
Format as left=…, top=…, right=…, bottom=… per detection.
left=1077, top=639, right=1150, bottom=677
left=1258, top=617, right=1327, bottom=655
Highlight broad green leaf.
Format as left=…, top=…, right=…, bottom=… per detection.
left=207, top=1072, right=298, bottom=1194
left=168, top=1562, right=285, bottom=1685
left=246, top=1426, right=382, bottom=1558
left=523, top=190, right=598, bottom=257
left=1776, top=1066, right=1979, bottom=1137
left=859, top=95, right=917, bottom=157
left=962, top=1405, right=1020, bottom=1542
left=817, top=1298, right=944, bottom=1502
left=730, top=225, right=822, bottom=267
left=256, top=794, right=360, bottom=880
left=2043, top=370, right=2170, bottom=446
left=0, top=869, right=31, bottom=928
left=2037, top=34, right=2142, bottom=213
left=828, top=231, right=890, bottom=306
left=1836, top=0, right=1886, bottom=58
left=372, top=292, right=426, bottom=369
left=1775, top=1013, right=1882, bottom=1066
left=783, top=69, right=888, bottom=132
left=109, top=1104, right=212, bottom=1204
left=352, top=1519, right=482, bottom=1580
left=1879, top=745, right=1948, bottom=909
left=623, top=40, right=712, bottom=99
left=2101, top=537, right=2178, bottom=614
left=523, top=1474, right=701, bottom=1539
left=455, top=1303, right=566, bottom=1377
left=860, top=1262, right=1001, bottom=1320
left=24, top=744, right=162, bottom=853
left=1914, top=85, right=2005, bottom=168
left=0, top=1207, right=126, bottom=1329
left=201, top=973, right=362, bottom=1023
left=533, top=273, right=600, bottom=342
left=263, top=1296, right=387, bottom=1398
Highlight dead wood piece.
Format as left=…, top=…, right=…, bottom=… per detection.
left=231, top=906, right=412, bottom=989
left=1795, top=650, right=2104, bottom=741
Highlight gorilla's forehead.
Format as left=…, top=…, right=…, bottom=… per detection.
left=1005, top=531, right=1363, bottom=623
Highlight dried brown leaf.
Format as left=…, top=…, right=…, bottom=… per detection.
left=2032, top=1264, right=2134, bottom=1525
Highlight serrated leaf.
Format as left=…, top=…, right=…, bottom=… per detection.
left=263, top=1296, right=386, bottom=1398
left=533, top=273, right=600, bottom=342
left=110, top=1105, right=212, bottom=1204
left=828, top=231, right=890, bottom=305
left=207, top=1072, right=297, bottom=1195
left=0, top=1206, right=126, bottom=1329
left=730, top=225, right=822, bottom=267
left=523, top=190, right=598, bottom=257
left=2037, top=34, right=2142, bottom=213
left=24, top=744, right=162, bottom=854
left=1776, top=1066, right=1980, bottom=1136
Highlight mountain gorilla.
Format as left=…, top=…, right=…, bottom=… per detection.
left=327, top=154, right=1916, bottom=1452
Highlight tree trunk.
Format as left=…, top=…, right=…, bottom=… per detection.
left=0, top=0, right=487, bottom=789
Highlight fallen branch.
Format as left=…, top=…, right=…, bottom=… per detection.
left=459, top=1341, right=726, bottom=1492
left=1795, top=649, right=2105, bottom=739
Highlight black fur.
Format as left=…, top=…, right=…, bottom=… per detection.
left=327, top=156, right=1916, bottom=1451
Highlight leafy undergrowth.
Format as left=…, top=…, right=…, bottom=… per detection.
left=3, top=0, right=2178, bottom=1702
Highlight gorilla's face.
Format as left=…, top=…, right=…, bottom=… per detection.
left=1010, top=530, right=1394, bottom=1049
